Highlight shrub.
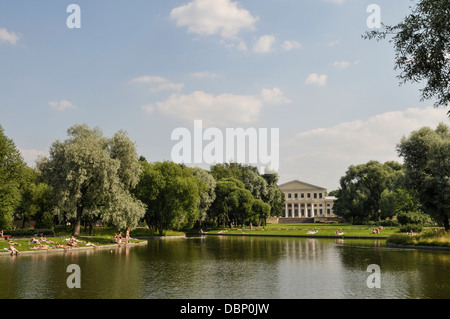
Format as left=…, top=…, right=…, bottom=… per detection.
left=380, top=219, right=399, bottom=227
left=399, top=223, right=423, bottom=233
left=397, top=211, right=432, bottom=225
left=7, top=228, right=55, bottom=237
left=387, top=234, right=415, bottom=245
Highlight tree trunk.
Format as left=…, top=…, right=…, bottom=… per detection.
left=443, top=214, right=449, bottom=231
left=72, top=218, right=81, bottom=237
left=72, top=206, right=83, bottom=237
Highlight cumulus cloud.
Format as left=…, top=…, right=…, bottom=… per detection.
left=0, top=27, right=21, bottom=46
left=170, top=0, right=258, bottom=39
left=280, top=106, right=447, bottom=190
left=131, top=76, right=184, bottom=93
left=253, top=35, right=276, bottom=54
left=282, top=40, right=302, bottom=51
left=49, top=100, right=77, bottom=111
left=143, top=87, right=290, bottom=126
left=260, top=87, right=291, bottom=105
left=304, top=73, right=328, bottom=86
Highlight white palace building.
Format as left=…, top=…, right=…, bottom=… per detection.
left=279, top=180, right=338, bottom=222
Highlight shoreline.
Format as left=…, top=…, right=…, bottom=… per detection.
left=0, top=240, right=148, bottom=257
left=202, top=232, right=388, bottom=240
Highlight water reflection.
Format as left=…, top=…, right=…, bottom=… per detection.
left=0, top=236, right=448, bottom=299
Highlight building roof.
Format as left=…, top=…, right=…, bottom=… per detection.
left=278, top=180, right=327, bottom=191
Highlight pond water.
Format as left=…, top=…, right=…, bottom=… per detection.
left=0, top=236, right=449, bottom=299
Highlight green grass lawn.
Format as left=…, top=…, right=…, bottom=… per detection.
left=206, top=223, right=403, bottom=238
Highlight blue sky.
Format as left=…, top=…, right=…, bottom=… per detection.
left=1, top=0, right=448, bottom=191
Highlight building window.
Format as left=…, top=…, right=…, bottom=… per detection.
left=327, top=209, right=331, bottom=215
left=294, top=193, right=298, bottom=199
left=320, top=209, right=323, bottom=215
left=288, top=193, right=292, bottom=199
left=307, top=193, right=311, bottom=198
left=319, top=193, right=323, bottom=199
left=301, top=193, right=304, bottom=198
left=314, top=193, right=317, bottom=199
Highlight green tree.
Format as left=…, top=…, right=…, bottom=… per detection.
left=334, top=161, right=404, bottom=224
left=0, top=125, right=27, bottom=230
left=192, top=167, right=216, bottom=226
left=364, top=0, right=450, bottom=113
left=16, top=167, right=54, bottom=228
left=252, top=199, right=271, bottom=227
left=135, top=161, right=201, bottom=235
left=397, top=123, right=450, bottom=230
left=38, top=124, right=145, bottom=236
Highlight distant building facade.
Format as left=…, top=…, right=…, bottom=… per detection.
left=279, top=180, right=337, bottom=220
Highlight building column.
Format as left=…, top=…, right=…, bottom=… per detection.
left=311, top=203, right=315, bottom=218
left=285, top=203, right=288, bottom=218
left=298, top=203, right=301, bottom=218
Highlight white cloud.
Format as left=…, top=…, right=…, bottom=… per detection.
left=131, top=76, right=184, bottom=93
left=170, top=0, right=258, bottom=39
left=0, top=27, right=21, bottom=46
left=49, top=100, right=77, bottom=111
left=191, top=71, right=219, bottom=79
left=148, top=91, right=263, bottom=126
left=304, top=73, right=328, bottom=86
left=144, top=87, right=290, bottom=126
left=282, top=40, right=302, bottom=51
left=280, top=106, right=447, bottom=190
left=253, top=35, right=276, bottom=54
left=332, top=60, right=351, bottom=69
left=260, top=87, right=291, bottom=105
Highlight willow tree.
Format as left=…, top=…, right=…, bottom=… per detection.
left=38, top=124, right=145, bottom=236
left=364, top=0, right=450, bottom=114
left=397, top=123, right=450, bottom=230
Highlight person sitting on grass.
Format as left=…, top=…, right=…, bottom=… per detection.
left=307, top=230, right=318, bottom=235
left=9, top=245, right=20, bottom=256
left=335, top=229, right=345, bottom=236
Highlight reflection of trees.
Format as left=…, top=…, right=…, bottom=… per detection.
left=0, top=247, right=146, bottom=299
left=337, top=243, right=450, bottom=299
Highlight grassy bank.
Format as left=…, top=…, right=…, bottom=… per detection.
left=205, top=223, right=400, bottom=238
left=0, top=226, right=185, bottom=254
left=387, top=229, right=450, bottom=248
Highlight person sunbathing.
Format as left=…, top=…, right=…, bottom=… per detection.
left=40, top=236, right=56, bottom=244
left=29, top=237, right=40, bottom=244
left=307, top=230, right=318, bottom=235
left=86, top=241, right=97, bottom=247
left=8, top=240, right=21, bottom=246
left=335, top=229, right=345, bottom=236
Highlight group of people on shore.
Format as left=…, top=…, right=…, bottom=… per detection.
left=113, top=228, right=131, bottom=245
left=3, top=235, right=99, bottom=256
left=371, top=227, right=383, bottom=235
